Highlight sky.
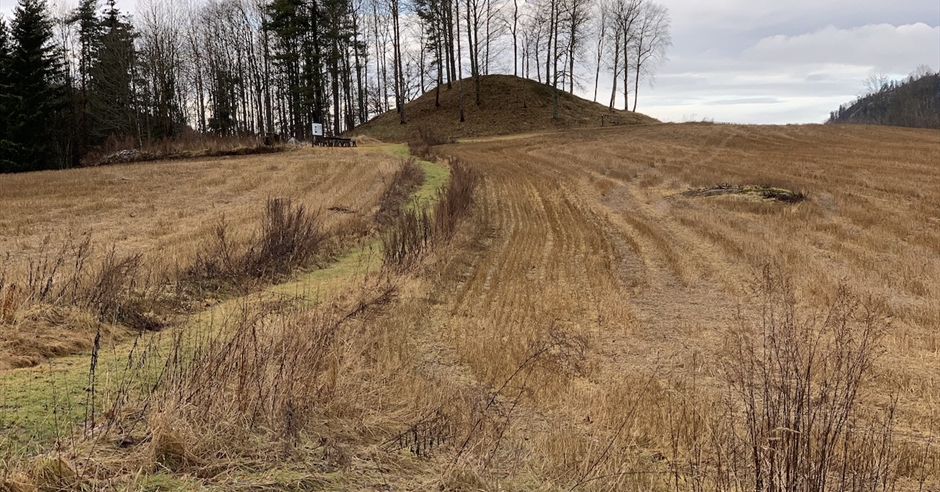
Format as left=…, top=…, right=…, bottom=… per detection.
left=635, top=0, right=940, bottom=123
left=1, top=0, right=938, bottom=124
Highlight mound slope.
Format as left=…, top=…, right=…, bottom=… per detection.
left=353, top=74, right=659, bottom=142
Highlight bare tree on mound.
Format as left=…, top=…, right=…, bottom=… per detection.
left=630, top=1, right=670, bottom=111
left=455, top=0, right=465, bottom=121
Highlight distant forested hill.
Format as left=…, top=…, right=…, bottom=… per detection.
left=828, top=72, right=940, bottom=129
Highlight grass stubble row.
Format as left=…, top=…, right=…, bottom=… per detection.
left=2, top=124, right=940, bottom=490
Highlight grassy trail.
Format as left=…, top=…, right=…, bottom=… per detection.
left=0, top=145, right=447, bottom=458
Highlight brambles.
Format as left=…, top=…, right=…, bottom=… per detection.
left=183, top=198, right=324, bottom=293
left=256, top=197, right=324, bottom=277
left=407, top=126, right=455, bottom=161
left=8, top=236, right=153, bottom=327
left=374, top=158, right=425, bottom=227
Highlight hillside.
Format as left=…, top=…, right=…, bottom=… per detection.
left=828, top=72, right=940, bottom=129
left=353, top=74, right=659, bottom=142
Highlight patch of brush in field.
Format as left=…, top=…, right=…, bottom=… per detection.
left=682, top=183, right=806, bottom=202
left=83, top=134, right=287, bottom=167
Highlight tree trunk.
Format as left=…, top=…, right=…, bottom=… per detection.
left=622, top=28, right=629, bottom=111
left=512, top=0, right=518, bottom=76
left=551, top=0, right=559, bottom=119
left=633, top=59, right=640, bottom=111
left=435, top=35, right=442, bottom=107
left=455, top=0, right=464, bottom=122
left=609, top=33, right=619, bottom=110
left=392, top=0, right=405, bottom=124
left=446, top=0, right=456, bottom=88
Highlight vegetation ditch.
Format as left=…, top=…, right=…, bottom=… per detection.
left=0, top=138, right=485, bottom=489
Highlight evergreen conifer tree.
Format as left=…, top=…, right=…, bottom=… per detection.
left=6, top=0, right=63, bottom=172
left=70, top=0, right=100, bottom=153
left=0, top=17, right=15, bottom=173
left=89, top=0, right=138, bottom=142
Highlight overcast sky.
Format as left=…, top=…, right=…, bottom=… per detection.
left=1, top=0, right=938, bottom=124
left=635, top=0, right=940, bottom=123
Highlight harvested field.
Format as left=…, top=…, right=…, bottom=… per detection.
left=0, top=147, right=402, bottom=275
left=418, top=122, right=940, bottom=487
left=0, top=146, right=406, bottom=368
left=3, top=122, right=940, bottom=490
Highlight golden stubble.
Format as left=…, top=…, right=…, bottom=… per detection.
left=0, top=147, right=402, bottom=278
left=424, top=123, right=940, bottom=487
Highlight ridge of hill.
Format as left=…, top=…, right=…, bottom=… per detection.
left=353, top=74, right=659, bottom=142
left=827, top=72, right=940, bottom=129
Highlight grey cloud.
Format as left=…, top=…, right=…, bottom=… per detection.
left=710, top=97, right=783, bottom=105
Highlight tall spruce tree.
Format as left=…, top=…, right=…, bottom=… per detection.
left=89, top=0, right=137, bottom=143
left=0, top=18, right=12, bottom=173
left=5, top=0, right=63, bottom=172
left=69, top=0, right=100, bottom=154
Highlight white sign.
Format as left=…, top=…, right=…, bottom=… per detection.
left=312, top=123, right=323, bottom=136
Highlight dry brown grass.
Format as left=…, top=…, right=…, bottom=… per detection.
left=0, top=158, right=481, bottom=491
left=4, top=123, right=939, bottom=490
left=425, top=122, right=940, bottom=489
left=353, top=74, right=659, bottom=143
left=0, top=145, right=404, bottom=368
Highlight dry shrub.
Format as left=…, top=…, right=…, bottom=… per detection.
left=433, top=161, right=479, bottom=242
left=374, top=159, right=426, bottom=227
left=382, top=160, right=479, bottom=268
left=0, top=238, right=152, bottom=368
left=255, top=197, right=323, bottom=277
left=186, top=197, right=324, bottom=291
left=383, top=206, right=433, bottom=268
left=666, top=266, right=895, bottom=491
left=407, top=127, right=454, bottom=161
left=70, top=275, right=406, bottom=482
left=1, top=236, right=155, bottom=329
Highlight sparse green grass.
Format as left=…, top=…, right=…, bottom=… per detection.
left=268, top=241, right=384, bottom=301
left=412, top=159, right=450, bottom=207
left=365, top=142, right=449, bottom=212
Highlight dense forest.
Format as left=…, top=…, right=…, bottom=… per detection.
left=0, top=0, right=670, bottom=173
left=828, top=68, right=940, bottom=129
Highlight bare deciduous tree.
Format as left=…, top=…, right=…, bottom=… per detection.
left=629, top=0, right=669, bottom=111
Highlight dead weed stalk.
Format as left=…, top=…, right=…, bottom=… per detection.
left=665, top=265, right=896, bottom=491
left=2, top=235, right=157, bottom=329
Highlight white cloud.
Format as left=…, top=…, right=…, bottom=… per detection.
left=663, top=0, right=938, bottom=34
left=743, top=23, right=940, bottom=75
left=636, top=21, right=940, bottom=124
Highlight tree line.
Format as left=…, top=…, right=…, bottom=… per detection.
left=0, top=0, right=671, bottom=173
left=828, top=67, right=939, bottom=129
